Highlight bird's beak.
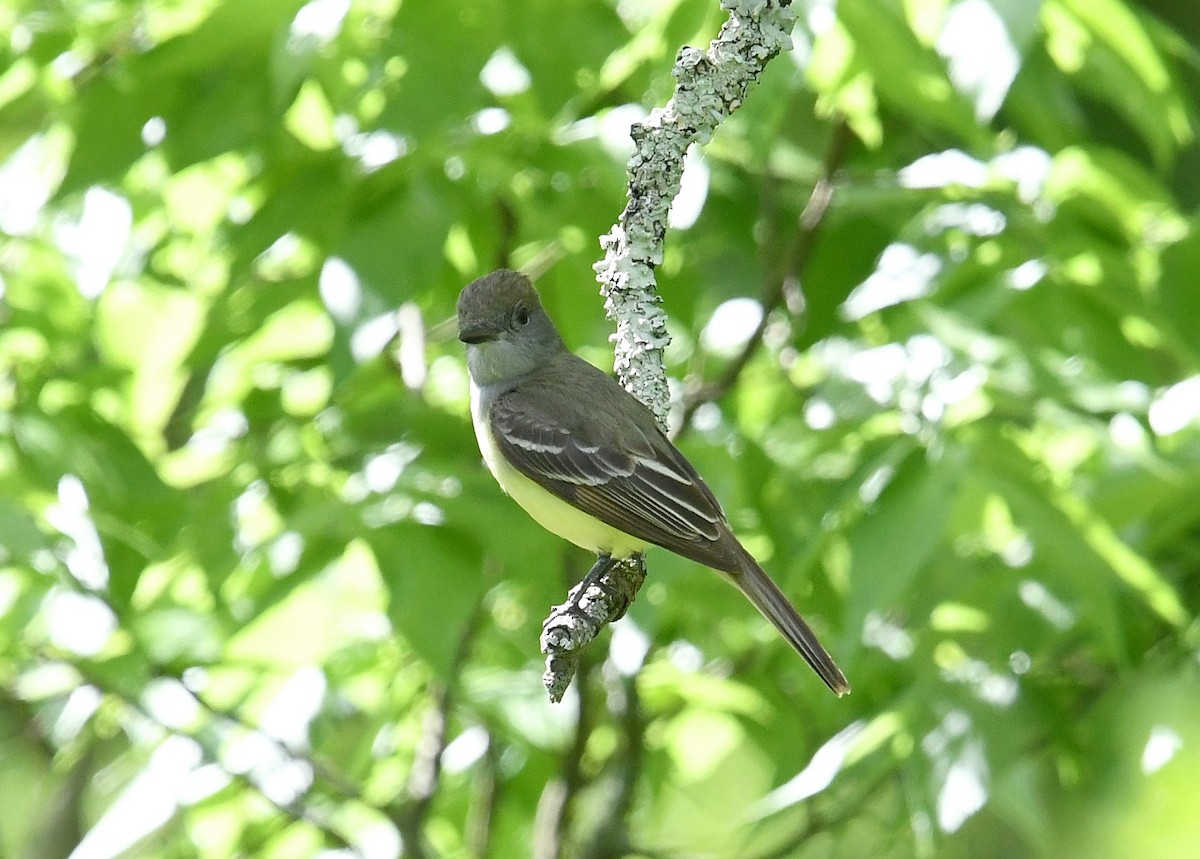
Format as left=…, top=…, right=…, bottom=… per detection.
left=457, top=322, right=500, bottom=344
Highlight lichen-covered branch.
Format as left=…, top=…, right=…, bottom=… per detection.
left=595, top=0, right=798, bottom=420
left=541, top=556, right=644, bottom=703
left=540, top=0, right=798, bottom=703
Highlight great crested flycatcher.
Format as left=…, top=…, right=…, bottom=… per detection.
left=458, top=269, right=849, bottom=696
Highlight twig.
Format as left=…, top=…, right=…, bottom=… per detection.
left=22, top=736, right=94, bottom=859
left=579, top=671, right=647, bottom=859
left=533, top=648, right=600, bottom=859
left=53, top=661, right=357, bottom=851
left=466, top=729, right=500, bottom=858
left=393, top=601, right=484, bottom=857
left=148, top=667, right=368, bottom=804
left=36, top=595, right=483, bottom=856
left=677, top=119, right=853, bottom=435
left=541, top=0, right=800, bottom=704
left=749, top=768, right=895, bottom=859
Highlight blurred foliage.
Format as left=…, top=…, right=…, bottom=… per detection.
left=1, top=0, right=1199, bottom=857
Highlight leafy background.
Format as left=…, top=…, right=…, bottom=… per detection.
left=2, top=0, right=1199, bottom=857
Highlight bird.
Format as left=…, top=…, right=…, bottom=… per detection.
left=457, top=269, right=849, bottom=696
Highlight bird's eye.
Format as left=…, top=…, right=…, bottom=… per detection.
left=515, top=307, right=530, bottom=325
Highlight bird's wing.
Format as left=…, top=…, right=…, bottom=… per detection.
left=488, top=357, right=741, bottom=570
left=491, top=356, right=852, bottom=696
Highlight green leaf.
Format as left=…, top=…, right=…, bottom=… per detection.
left=842, top=441, right=963, bottom=649
left=1047, top=0, right=1193, bottom=166
left=834, top=0, right=988, bottom=146
left=381, top=0, right=500, bottom=138
left=370, top=523, right=485, bottom=676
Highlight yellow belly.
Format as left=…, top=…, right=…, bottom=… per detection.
left=471, top=383, right=647, bottom=558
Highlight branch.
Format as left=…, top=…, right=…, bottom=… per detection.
left=579, top=671, right=647, bottom=859
left=37, top=599, right=483, bottom=857
left=465, top=729, right=500, bottom=857
left=749, top=768, right=896, bottom=859
left=393, top=601, right=483, bottom=857
left=540, top=0, right=799, bottom=704
left=533, top=647, right=600, bottom=858
left=540, top=554, right=644, bottom=703
left=146, top=667, right=368, bottom=804
left=677, top=119, right=853, bottom=436
left=48, top=660, right=357, bottom=851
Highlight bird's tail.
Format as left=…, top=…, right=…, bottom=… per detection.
left=730, top=550, right=850, bottom=697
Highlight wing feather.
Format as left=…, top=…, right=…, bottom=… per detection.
left=488, top=368, right=739, bottom=569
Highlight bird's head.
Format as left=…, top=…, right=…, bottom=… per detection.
left=457, top=270, right=563, bottom=385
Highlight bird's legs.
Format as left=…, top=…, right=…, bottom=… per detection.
left=579, top=553, right=617, bottom=594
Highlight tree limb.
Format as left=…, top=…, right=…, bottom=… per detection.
left=533, top=647, right=600, bottom=858
left=393, top=600, right=483, bottom=857
left=45, top=661, right=357, bottom=852
left=465, top=728, right=500, bottom=858
left=677, top=119, right=853, bottom=437
left=540, top=0, right=799, bottom=704
left=579, top=671, right=647, bottom=859
left=749, top=769, right=896, bottom=859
